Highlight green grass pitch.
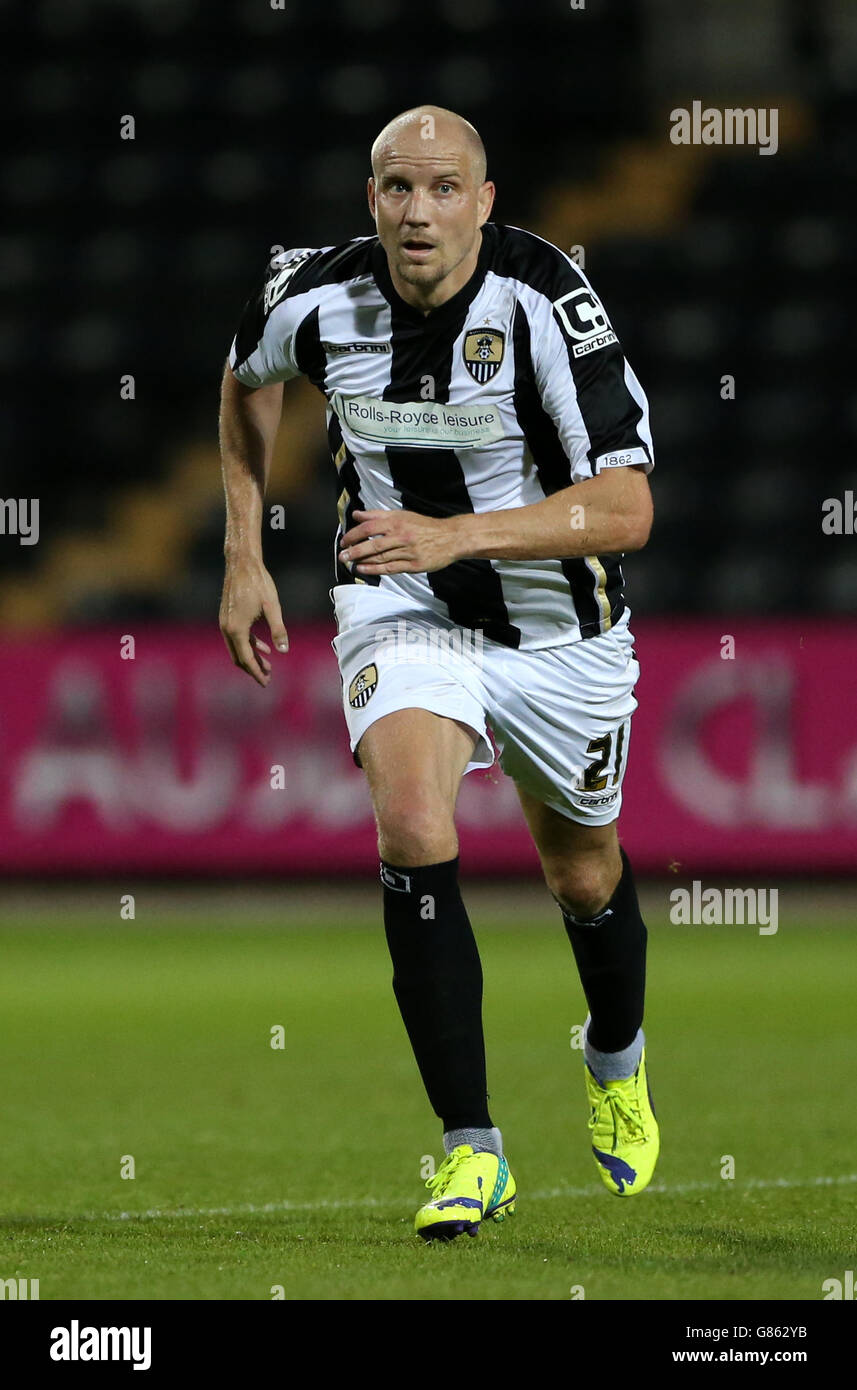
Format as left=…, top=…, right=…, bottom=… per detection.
left=1, top=894, right=855, bottom=1301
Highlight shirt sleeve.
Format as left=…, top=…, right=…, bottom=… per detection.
left=227, top=247, right=320, bottom=387
left=530, top=255, right=654, bottom=483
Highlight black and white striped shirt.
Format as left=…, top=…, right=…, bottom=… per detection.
left=228, top=222, right=654, bottom=650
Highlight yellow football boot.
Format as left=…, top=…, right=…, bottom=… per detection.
left=587, top=1048, right=660, bottom=1196
left=415, top=1145, right=516, bottom=1241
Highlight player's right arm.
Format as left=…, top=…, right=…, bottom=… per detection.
left=219, top=245, right=321, bottom=685
left=219, top=364, right=288, bottom=687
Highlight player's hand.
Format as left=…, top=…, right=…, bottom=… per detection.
left=339, top=509, right=462, bottom=576
left=219, top=556, right=288, bottom=688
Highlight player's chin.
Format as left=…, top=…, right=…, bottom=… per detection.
left=397, top=257, right=444, bottom=285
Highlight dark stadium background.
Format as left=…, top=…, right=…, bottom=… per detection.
left=2, top=0, right=857, bottom=1317
left=1, top=0, right=856, bottom=881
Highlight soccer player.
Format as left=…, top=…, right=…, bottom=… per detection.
left=219, top=105, right=658, bottom=1241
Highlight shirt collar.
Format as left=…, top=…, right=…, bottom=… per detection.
left=371, top=223, right=496, bottom=324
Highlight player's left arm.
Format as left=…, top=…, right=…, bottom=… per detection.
left=340, top=264, right=654, bottom=574
left=340, top=464, right=650, bottom=573
left=451, top=461, right=652, bottom=562
left=497, top=267, right=655, bottom=560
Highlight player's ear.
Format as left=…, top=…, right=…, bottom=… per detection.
left=367, top=176, right=377, bottom=221
left=477, top=180, right=495, bottom=226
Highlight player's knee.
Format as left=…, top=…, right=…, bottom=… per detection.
left=546, top=856, right=620, bottom=920
left=374, top=792, right=457, bottom=867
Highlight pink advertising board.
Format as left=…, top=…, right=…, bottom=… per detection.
left=0, top=621, right=854, bottom=875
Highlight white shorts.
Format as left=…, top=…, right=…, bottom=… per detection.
left=330, top=585, right=640, bottom=826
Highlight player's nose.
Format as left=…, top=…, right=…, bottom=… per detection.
left=403, top=190, right=431, bottom=223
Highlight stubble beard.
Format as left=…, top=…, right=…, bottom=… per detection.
left=395, top=251, right=448, bottom=292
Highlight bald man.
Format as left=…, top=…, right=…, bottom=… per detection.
left=220, top=105, right=659, bottom=1241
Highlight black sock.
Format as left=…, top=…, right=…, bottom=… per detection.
left=380, top=856, right=492, bottom=1131
left=560, top=848, right=647, bottom=1053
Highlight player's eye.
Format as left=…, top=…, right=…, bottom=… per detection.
left=437, top=183, right=454, bottom=193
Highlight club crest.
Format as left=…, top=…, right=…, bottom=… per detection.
left=348, top=663, right=378, bottom=708
left=463, top=327, right=505, bottom=384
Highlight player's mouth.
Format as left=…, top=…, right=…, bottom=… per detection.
left=401, top=238, right=436, bottom=260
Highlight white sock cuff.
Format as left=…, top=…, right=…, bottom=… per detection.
left=443, top=1125, right=503, bottom=1158
left=583, top=1014, right=645, bottom=1083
